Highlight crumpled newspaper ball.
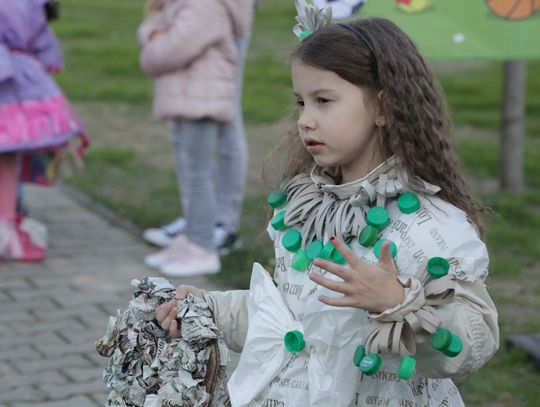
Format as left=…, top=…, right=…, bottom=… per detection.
left=96, top=277, right=230, bottom=407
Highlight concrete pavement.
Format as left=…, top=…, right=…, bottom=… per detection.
left=0, top=185, right=227, bottom=406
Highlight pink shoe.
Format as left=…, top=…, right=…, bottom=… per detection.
left=16, top=228, right=46, bottom=262
left=0, top=221, right=46, bottom=263
left=160, top=239, right=220, bottom=277
left=144, top=234, right=188, bottom=269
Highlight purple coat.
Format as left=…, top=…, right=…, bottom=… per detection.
left=0, top=0, right=83, bottom=153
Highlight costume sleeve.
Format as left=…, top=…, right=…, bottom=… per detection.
left=139, top=0, right=229, bottom=76
left=31, top=22, right=64, bottom=72
left=0, top=44, right=15, bottom=82
left=368, top=203, right=499, bottom=378
left=206, top=290, right=249, bottom=353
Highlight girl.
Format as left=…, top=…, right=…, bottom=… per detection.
left=0, top=0, right=85, bottom=262
left=138, top=0, right=254, bottom=276
left=155, top=10, right=498, bottom=407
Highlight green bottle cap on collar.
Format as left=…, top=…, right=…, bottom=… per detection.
left=267, top=190, right=287, bottom=209
left=366, top=207, right=390, bottom=230
left=319, top=241, right=335, bottom=260
left=431, top=327, right=452, bottom=351
left=443, top=334, right=463, bottom=358
left=306, top=240, right=324, bottom=260
left=427, top=257, right=450, bottom=279
left=271, top=210, right=286, bottom=231
left=284, top=330, right=305, bottom=353
left=397, top=356, right=416, bottom=380
left=398, top=192, right=421, bottom=214
left=358, top=225, right=379, bottom=247
left=282, top=229, right=302, bottom=252
left=291, top=249, right=310, bottom=272
left=373, top=239, right=398, bottom=259
left=353, top=345, right=366, bottom=367
left=359, top=353, right=382, bottom=375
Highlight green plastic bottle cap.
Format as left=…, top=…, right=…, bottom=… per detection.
left=443, top=334, right=463, bottom=358
left=359, top=353, right=382, bottom=376
left=353, top=345, right=366, bottom=367
left=358, top=225, right=378, bottom=247
left=306, top=240, right=324, bottom=261
left=299, top=29, right=314, bottom=41
left=366, top=207, right=390, bottom=230
left=397, top=192, right=421, bottom=214
left=331, top=247, right=346, bottom=265
left=284, top=330, right=305, bottom=353
left=282, top=229, right=302, bottom=252
left=267, top=190, right=287, bottom=209
left=427, top=257, right=450, bottom=279
left=397, top=356, right=416, bottom=380
left=291, top=249, right=310, bottom=272
left=271, top=210, right=286, bottom=231
left=319, top=241, right=335, bottom=260
left=373, top=239, right=398, bottom=259
left=431, top=327, right=452, bottom=351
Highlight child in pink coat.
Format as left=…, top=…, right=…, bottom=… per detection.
left=139, top=0, right=254, bottom=277
left=0, top=0, right=85, bottom=262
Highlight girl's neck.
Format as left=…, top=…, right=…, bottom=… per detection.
left=339, top=152, right=386, bottom=184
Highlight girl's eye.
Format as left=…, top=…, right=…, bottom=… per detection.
left=316, top=97, right=330, bottom=104
left=296, top=99, right=305, bottom=107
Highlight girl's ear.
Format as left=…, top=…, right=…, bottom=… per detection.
left=374, top=91, right=386, bottom=127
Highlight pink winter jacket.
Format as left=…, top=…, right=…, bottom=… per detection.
left=138, top=0, right=254, bottom=122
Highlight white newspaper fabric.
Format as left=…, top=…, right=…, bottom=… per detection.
left=222, top=158, right=497, bottom=407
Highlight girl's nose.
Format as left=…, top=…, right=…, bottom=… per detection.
left=298, top=110, right=316, bottom=132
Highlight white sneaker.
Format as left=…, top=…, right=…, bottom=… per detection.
left=160, top=239, right=220, bottom=277
left=143, top=217, right=187, bottom=248
left=144, top=234, right=188, bottom=269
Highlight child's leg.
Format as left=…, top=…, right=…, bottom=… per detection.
left=172, top=119, right=219, bottom=251
left=0, top=153, right=20, bottom=257
left=215, top=33, right=250, bottom=233
left=0, top=153, right=17, bottom=222
left=170, top=120, right=191, bottom=215
left=0, top=153, right=46, bottom=261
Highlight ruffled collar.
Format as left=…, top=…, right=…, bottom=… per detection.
left=281, top=156, right=441, bottom=245
left=310, top=156, right=404, bottom=201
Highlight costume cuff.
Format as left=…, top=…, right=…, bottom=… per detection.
left=368, top=276, right=425, bottom=322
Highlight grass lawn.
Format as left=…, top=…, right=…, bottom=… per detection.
left=52, top=0, right=540, bottom=405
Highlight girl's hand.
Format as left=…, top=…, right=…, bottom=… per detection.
left=309, top=238, right=405, bottom=314
left=155, top=285, right=204, bottom=338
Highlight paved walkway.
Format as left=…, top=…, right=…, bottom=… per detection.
left=0, top=185, right=227, bottom=407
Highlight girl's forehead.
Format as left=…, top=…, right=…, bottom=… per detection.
left=292, top=60, right=364, bottom=97
left=292, top=60, right=343, bottom=89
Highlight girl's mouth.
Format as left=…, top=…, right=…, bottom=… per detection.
left=304, top=138, right=325, bottom=153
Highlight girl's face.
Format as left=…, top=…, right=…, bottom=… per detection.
left=292, top=60, right=385, bottom=183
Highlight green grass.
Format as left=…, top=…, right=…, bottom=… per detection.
left=54, top=1, right=540, bottom=405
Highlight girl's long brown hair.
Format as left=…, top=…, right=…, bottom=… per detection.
left=263, top=17, right=488, bottom=237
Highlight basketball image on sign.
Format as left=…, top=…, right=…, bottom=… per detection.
left=486, top=0, right=540, bottom=20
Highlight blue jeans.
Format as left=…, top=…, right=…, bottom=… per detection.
left=170, top=34, right=250, bottom=250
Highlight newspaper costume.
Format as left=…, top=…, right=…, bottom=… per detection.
left=207, top=157, right=498, bottom=406
left=96, top=277, right=230, bottom=407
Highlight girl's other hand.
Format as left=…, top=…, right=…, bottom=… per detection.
left=154, top=285, right=204, bottom=338
left=309, top=238, right=405, bottom=313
